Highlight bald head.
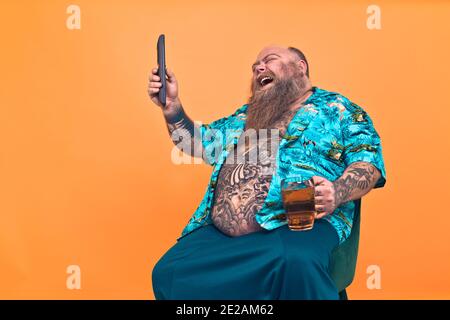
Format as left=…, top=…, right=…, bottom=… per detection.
left=255, top=46, right=298, bottom=63
left=252, top=45, right=309, bottom=80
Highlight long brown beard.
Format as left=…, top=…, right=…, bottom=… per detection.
left=245, top=62, right=307, bottom=131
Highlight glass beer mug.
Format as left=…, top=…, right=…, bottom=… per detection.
left=281, top=177, right=317, bottom=231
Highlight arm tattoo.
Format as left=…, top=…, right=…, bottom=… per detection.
left=165, top=105, right=201, bottom=156
left=166, top=106, right=195, bottom=136
left=332, top=162, right=381, bottom=206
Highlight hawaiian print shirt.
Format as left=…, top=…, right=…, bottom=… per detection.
left=177, top=86, right=386, bottom=244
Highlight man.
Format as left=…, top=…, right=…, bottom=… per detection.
left=148, top=45, right=386, bottom=299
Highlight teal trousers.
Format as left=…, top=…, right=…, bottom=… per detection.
left=152, top=219, right=339, bottom=300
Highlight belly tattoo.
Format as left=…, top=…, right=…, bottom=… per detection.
left=211, top=133, right=278, bottom=237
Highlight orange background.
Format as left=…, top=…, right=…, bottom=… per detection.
left=1, top=0, right=449, bottom=299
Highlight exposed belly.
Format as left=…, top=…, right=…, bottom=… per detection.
left=211, top=133, right=278, bottom=237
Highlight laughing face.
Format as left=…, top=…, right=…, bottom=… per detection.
left=251, top=48, right=295, bottom=90
left=245, top=46, right=310, bottom=132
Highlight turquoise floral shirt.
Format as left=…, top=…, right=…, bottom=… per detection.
left=178, top=86, right=386, bottom=244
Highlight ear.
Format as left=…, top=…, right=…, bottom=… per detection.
left=296, top=59, right=307, bottom=75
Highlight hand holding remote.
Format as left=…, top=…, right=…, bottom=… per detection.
left=148, top=66, right=180, bottom=112
left=148, top=34, right=182, bottom=117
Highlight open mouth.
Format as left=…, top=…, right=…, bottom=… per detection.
left=259, top=76, right=274, bottom=87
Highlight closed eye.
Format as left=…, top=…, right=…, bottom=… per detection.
left=252, top=55, right=279, bottom=72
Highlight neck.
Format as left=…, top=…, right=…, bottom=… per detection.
left=289, top=83, right=313, bottom=109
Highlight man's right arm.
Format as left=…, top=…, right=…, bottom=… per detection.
left=147, top=67, right=203, bottom=158
left=163, top=98, right=203, bottom=158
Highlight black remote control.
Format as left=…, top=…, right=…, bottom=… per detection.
left=157, top=34, right=166, bottom=106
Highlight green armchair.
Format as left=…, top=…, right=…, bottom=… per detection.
left=329, top=199, right=362, bottom=300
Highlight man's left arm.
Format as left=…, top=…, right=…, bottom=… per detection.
left=306, top=96, right=387, bottom=218
left=333, top=161, right=381, bottom=206
left=310, top=161, right=381, bottom=219
left=309, top=97, right=387, bottom=218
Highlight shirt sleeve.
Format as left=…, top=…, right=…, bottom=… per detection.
left=199, top=105, right=247, bottom=166
left=340, top=98, right=387, bottom=188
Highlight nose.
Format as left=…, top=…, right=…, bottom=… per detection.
left=256, top=64, right=266, bottom=74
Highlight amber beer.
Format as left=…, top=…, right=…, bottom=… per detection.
left=282, top=182, right=316, bottom=231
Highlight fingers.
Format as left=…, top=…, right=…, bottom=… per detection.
left=314, top=196, right=324, bottom=204
left=148, top=87, right=160, bottom=95
left=149, top=81, right=162, bottom=88
left=149, top=68, right=162, bottom=96
left=166, top=68, right=176, bottom=83
left=316, top=212, right=327, bottom=219
left=166, top=67, right=175, bottom=77
left=150, top=67, right=175, bottom=80
left=310, top=175, right=327, bottom=186
left=314, top=192, right=329, bottom=218
left=304, top=179, right=314, bottom=187
left=315, top=201, right=328, bottom=219
left=148, top=83, right=161, bottom=95
left=149, top=74, right=161, bottom=81
left=314, top=192, right=333, bottom=212
left=309, top=178, right=334, bottom=219
left=314, top=186, right=330, bottom=197
left=315, top=201, right=326, bottom=211
left=148, top=87, right=160, bottom=92
left=150, top=67, right=162, bottom=80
